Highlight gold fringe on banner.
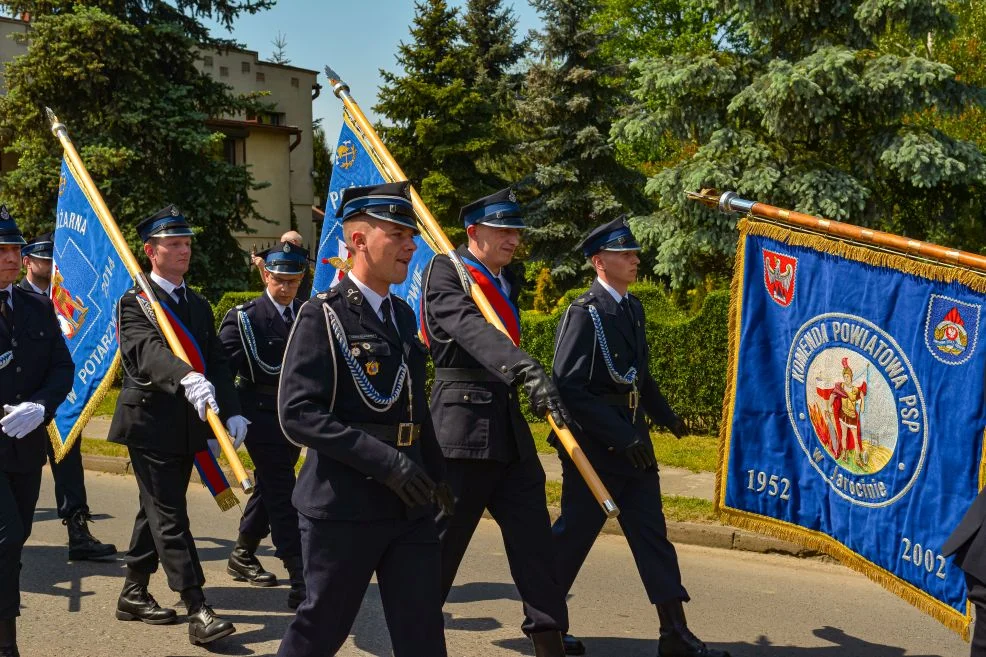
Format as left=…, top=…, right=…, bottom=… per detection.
left=716, top=218, right=975, bottom=640
left=47, top=352, right=121, bottom=464
left=214, top=488, right=240, bottom=512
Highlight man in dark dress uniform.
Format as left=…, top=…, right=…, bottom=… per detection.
left=551, top=217, right=728, bottom=657
left=420, top=188, right=572, bottom=657
left=108, top=205, right=250, bottom=646
left=219, top=241, right=307, bottom=608
left=18, top=231, right=116, bottom=561
left=944, top=486, right=986, bottom=655
left=0, top=208, right=74, bottom=657
left=276, top=181, right=452, bottom=657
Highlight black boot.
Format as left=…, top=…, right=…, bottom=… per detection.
left=562, top=633, right=586, bottom=656
left=283, top=555, right=306, bottom=610
left=0, top=618, right=18, bottom=657
left=530, top=631, right=566, bottom=657
left=182, top=587, right=235, bottom=645
left=65, top=508, right=116, bottom=560
left=116, top=571, right=177, bottom=625
left=656, top=600, right=730, bottom=657
left=226, top=534, right=277, bottom=586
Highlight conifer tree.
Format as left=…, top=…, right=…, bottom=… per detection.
left=375, top=0, right=497, bottom=238
left=0, top=0, right=273, bottom=296
left=517, top=0, right=645, bottom=280
left=615, top=0, right=986, bottom=288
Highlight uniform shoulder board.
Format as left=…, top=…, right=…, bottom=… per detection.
left=574, top=292, right=592, bottom=306
left=236, top=299, right=256, bottom=311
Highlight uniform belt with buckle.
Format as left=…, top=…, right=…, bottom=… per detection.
left=350, top=422, right=421, bottom=447
left=601, top=392, right=639, bottom=410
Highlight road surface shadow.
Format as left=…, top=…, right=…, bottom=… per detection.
left=447, top=580, right=522, bottom=604
left=495, top=626, right=948, bottom=657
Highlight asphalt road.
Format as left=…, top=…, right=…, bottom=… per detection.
left=15, top=469, right=969, bottom=656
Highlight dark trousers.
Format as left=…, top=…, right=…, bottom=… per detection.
left=438, top=457, right=568, bottom=635
left=124, top=447, right=204, bottom=592
left=967, top=574, right=986, bottom=657
left=238, top=439, right=302, bottom=560
left=552, top=453, right=688, bottom=605
left=277, top=513, right=447, bottom=657
left=45, top=436, right=87, bottom=519
left=0, top=469, right=41, bottom=619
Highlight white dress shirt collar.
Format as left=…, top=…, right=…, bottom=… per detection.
left=596, top=277, right=625, bottom=304
left=25, top=278, right=47, bottom=296
left=266, top=289, right=292, bottom=320
left=149, top=271, right=186, bottom=304
left=348, top=271, right=393, bottom=323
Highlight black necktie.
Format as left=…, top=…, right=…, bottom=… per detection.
left=174, top=286, right=189, bottom=321
left=620, top=296, right=633, bottom=322
left=380, top=297, right=400, bottom=344
left=282, top=306, right=293, bottom=328
left=0, top=290, right=11, bottom=333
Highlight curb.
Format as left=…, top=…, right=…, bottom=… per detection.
left=81, top=453, right=816, bottom=559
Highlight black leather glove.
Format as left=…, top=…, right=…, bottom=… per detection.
left=669, top=417, right=687, bottom=440
left=434, top=481, right=456, bottom=517
left=509, top=357, right=573, bottom=426
left=623, top=438, right=657, bottom=470
left=384, top=452, right=437, bottom=508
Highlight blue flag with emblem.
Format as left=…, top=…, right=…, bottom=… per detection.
left=313, top=112, right=435, bottom=320
left=47, top=157, right=132, bottom=462
left=719, top=218, right=986, bottom=637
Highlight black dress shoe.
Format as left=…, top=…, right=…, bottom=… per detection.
left=656, top=599, right=729, bottom=657
left=227, top=534, right=277, bottom=586
left=187, top=605, right=236, bottom=645
left=563, top=633, right=586, bottom=655
left=658, top=629, right=730, bottom=657
left=530, top=631, right=566, bottom=657
left=66, top=509, right=116, bottom=560
left=116, top=581, right=177, bottom=625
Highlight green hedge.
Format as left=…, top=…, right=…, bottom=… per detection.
left=213, top=291, right=261, bottom=329
left=211, top=283, right=730, bottom=434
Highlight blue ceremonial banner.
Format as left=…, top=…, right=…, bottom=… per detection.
left=313, top=113, right=436, bottom=320
left=719, top=219, right=986, bottom=636
left=48, top=157, right=131, bottom=461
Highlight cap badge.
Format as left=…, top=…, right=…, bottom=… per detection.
left=170, top=206, right=179, bottom=216
left=508, top=189, right=517, bottom=203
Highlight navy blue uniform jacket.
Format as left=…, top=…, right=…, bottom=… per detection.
left=278, top=275, right=445, bottom=522
left=551, top=280, right=680, bottom=476
left=0, top=285, right=73, bottom=473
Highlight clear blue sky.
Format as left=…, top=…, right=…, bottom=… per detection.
left=210, top=1, right=542, bottom=143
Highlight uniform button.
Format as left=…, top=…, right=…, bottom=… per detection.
left=10, top=340, right=16, bottom=347
left=14, top=367, right=20, bottom=373
left=463, top=394, right=470, bottom=401
left=500, top=365, right=507, bottom=372
left=508, top=392, right=513, bottom=400
left=39, top=331, right=44, bottom=336
left=614, top=353, right=619, bottom=358
left=14, top=394, right=21, bottom=400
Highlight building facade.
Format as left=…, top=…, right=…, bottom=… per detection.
left=0, top=15, right=320, bottom=254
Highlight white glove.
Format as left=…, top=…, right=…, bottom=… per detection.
left=226, top=415, right=251, bottom=450
left=207, top=438, right=220, bottom=458
left=180, top=372, right=219, bottom=421
left=1, top=402, right=46, bottom=439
